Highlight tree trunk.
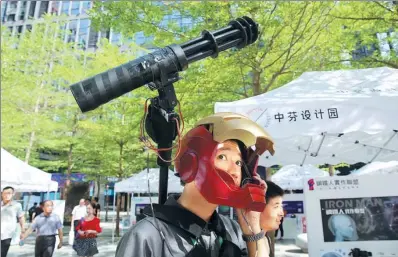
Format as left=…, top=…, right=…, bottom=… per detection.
left=25, top=93, right=42, bottom=163
left=95, top=176, right=101, bottom=199
left=25, top=131, right=35, bottom=164
left=115, top=142, right=124, bottom=237
left=252, top=69, right=262, bottom=96
left=105, top=189, right=109, bottom=222
left=62, top=143, right=74, bottom=200
left=62, top=114, right=78, bottom=200
left=115, top=193, right=121, bottom=237
left=328, top=164, right=335, bottom=176
left=127, top=193, right=131, bottom=214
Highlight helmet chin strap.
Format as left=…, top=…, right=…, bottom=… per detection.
left=247, top=148, right=261, bottom=168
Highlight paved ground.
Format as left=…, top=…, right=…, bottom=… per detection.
left=7, top=212, right=308, bottom=257
left=8, top=236, right=307, bottom=257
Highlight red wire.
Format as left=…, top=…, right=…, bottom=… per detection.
left=139, top=99, right=184, bottom=163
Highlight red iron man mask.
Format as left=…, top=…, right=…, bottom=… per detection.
left=175, top=112, right=275, bottom=212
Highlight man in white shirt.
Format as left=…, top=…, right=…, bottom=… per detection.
left=71, top=199, right=87, bottom=237
left=1, top=186, right=25, bottom=257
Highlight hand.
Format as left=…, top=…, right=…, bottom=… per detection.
left=20, top=233, right=25, bottom=240
left=57, top=242, right=62, bottom=249
left=236, top=208, right=262, bottom=234
left=253, top=174, right=267, bottom=189
left=237, top=175, right=267, bottom=235
left=78, top=230, right=85, bottom=236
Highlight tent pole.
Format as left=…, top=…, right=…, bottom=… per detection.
left=46, top=184, right=50, bottom=200
left=369, top=130, right=397, bottom=162
left=300, top=137, right=313, bottom=166
left=312, top=132, right=327, bottom=157
left=112, top=191, right=116, bottom=244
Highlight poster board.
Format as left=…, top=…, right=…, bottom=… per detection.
left=304, top=174, right=398, bottom=256
left=52, top=200, right=65, bottom=253
left=52, top=200, right=66, bottom=225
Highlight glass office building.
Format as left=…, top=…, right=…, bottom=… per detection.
left=1, top=1, right=191, bottom=52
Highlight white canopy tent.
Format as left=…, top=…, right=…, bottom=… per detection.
left=114, top=168, right=183, bottom=193
left=271, top=164, right=328, bottom=190
left=350, top=161, right=398, bottom=175
left=215, top=67, right=398, bottom=166
left=112, top=168, right=183, bottom=242
left=1, top=148, right=58, bottom=192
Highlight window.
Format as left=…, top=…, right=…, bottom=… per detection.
left=67, top=20, right=77, bottom=43
left=7, top=14, right=15, bottom=22
left=100, top=29, right=110, bottom=40
left=17, top=25, right=23, bottom=35
left=1, top=2, right=6, bottom=21
left=50, top=1, right=61, bottom=15
left=38, top=1, right=49, bottom=18
left=19, top=1, right=27, bottom=20
left=82, top=1, right=91, bottom=14
left=111, top=32, right=121, bottom=45
left=78, top=19, right=90, bottom=48
left=28, top=1, right=36, bottom=18
left=61, top=1, right=70, bottom=15
left=88, top=27, right=99, bottom=48
left=71, top=1, right=80, bottom=15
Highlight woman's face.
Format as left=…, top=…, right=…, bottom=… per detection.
left=86, top=204, right=94, bottom=215
left=213, top=140, right=243, bottom=186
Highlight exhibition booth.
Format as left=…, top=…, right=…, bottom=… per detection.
left=215, top=67, right=398, bottom=255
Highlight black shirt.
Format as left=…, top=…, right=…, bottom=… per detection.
left=34, top=207, right=43, bottom=218
left=116, top=195, right=248, bottom=257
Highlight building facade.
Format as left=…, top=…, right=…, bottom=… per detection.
left=1, top=1, right=192, bottom=52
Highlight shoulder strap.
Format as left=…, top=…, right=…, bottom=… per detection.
left=266, top=235, right=273, bottom=257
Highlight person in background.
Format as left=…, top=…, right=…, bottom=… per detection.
left=1, top=186, right=25, bottom=257
left=259, top=181, right=285, bottom=256
left=71, top=199, right=88, bottom=236
left=91, top=197, right=101, bottom=218
left=73, top=202, right=102, bottom=257
left=29, top=203, right=38, bottom=222
left=275, top=209, right=287, bottom=240
left=32, top=202, right=44, bottom=221
left=21, top=200, right=63, bottom=257
left=71, top=199, right=88, bottom=245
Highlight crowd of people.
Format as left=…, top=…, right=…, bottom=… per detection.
left=1, top=189, right=102, bottom=257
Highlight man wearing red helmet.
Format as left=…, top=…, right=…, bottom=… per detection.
left=116, top=112, right=275, bottom=257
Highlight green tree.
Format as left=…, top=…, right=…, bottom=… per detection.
left=1, top=17, right=80, bottom=166
left=330, top=1, right=398, bottom=68
left=89, top=1, right=345, bottom=129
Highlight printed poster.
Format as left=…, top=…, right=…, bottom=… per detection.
left=320, top=196, right=398, bottom=242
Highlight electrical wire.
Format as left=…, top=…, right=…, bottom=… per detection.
left=139, top=99, right=184, bottom=163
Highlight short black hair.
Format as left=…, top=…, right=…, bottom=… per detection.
left=2, top=186, right=14, bottom=192
left=265, top=181, right=284, bottom=203
left=94, top=197, right=99, bottom=202
left=42, top=200, right=53, bottom=206
left=33, top=202, right=38, bottom=205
